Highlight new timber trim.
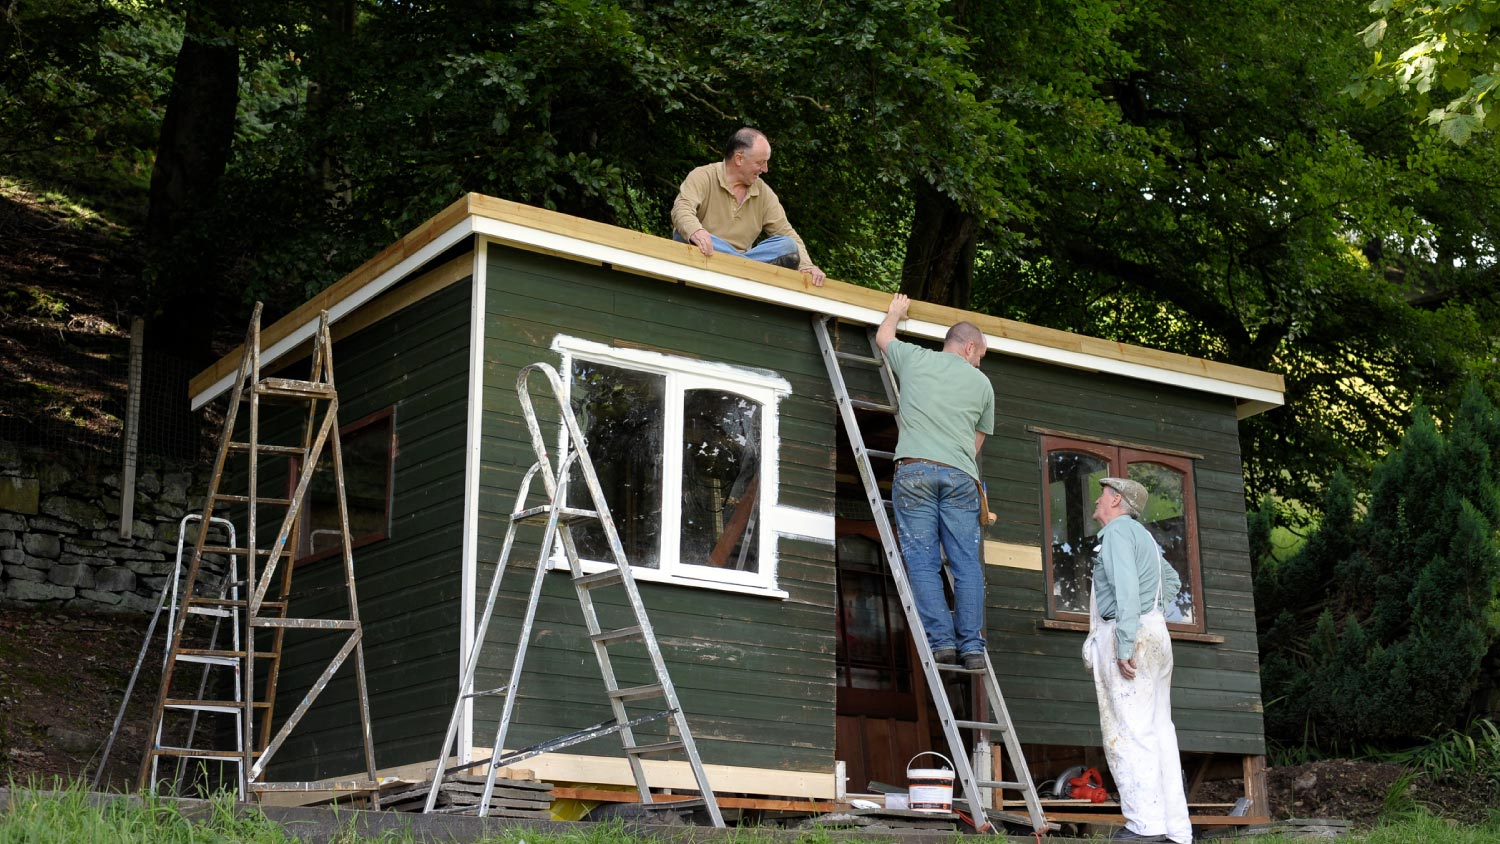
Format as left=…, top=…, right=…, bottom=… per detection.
left=190, top=194, right=1284, bottom=415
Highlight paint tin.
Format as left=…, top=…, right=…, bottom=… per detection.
left=906, top=751, right=955, bottom=813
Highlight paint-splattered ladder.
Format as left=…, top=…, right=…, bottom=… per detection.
left=136, top=304, right=379, bottom=805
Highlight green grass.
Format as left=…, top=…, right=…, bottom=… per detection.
left=5, top=783, right=1499, bottom=844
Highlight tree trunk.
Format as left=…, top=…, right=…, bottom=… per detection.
left=141, top=7, right=240, bottom=457
left=899, top=180, right=978, bottom=308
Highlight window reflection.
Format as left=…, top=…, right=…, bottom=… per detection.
left=298, top=411, right=392, bottom=561
left=1048, top=450, right=1110, bottom=614
left=680, top=390, right=761, bottom=572
left=835, top=535, right=912, bottom=693
left=1128, top=462, right=1194, bottom=623
left=568, top=361, right=665, bottom=568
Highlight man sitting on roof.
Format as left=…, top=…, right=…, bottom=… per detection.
left=671, top=127, right=827, bottom=287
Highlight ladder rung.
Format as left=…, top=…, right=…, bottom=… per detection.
left=253, top=378, right=336, bottom=399
left=187, top=606, right=233, bottom=618
left=609, top=683, right=664, bottom=702
left=953, top=719, right=1007, bottom=732
left=977, top=779, right=1028, bottom=791
left=463, top=684, right=510, bottom=700
left=201, top=545, right=294, bottom=558
left=248, top=779, right=379, bottom=793
left=175, top=652, right=241, bottom=667
left=864, top=449, right=896, bottom=461
left=643, top=798, right=705, bottom=811
left=573, top=569, right=625, bottom=590
left=250, top=617, right=358, bottom=630
left=849, top=398, right=897, bottom=414
left=188, top=597, right=286, bottom=610
left=834, top=350, right=882, bottom=367
left=511, top=505, right=600, bottom=525
left=228, top=441, right=306, bottom=455
left=164, top=699, right=269, bottom=713
left=149, top=747, right=252, bottom=760
left=625, top=740, right=684, bottom=757
left=592, top=626, right=645, bottom=646
left=211, top=493, right=294, bottom=506
left=175, top=647, right=276, bottom=662
left=935, top=662, right=986, bottom=674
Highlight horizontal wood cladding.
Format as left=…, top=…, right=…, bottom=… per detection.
left=475, top=246, right=837, bottom=774
left=263, top=280, right=472, bottom=782
left=976, top=353, right=1265, bottom=755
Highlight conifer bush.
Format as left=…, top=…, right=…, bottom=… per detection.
left=1256, top=380, right=1500, bottom=745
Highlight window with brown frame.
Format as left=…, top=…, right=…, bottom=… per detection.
left=1041, top=434, right=1205, bottom=632
left=292, top=408, right=395, bottom=564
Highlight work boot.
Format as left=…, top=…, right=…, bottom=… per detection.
left=961, top=651, right=986, bottom=671
left=768, top=253, right=800, bottom=269
left=932, top=647, right=957, bottom=665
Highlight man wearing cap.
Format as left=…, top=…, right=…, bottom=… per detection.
left=875, top=292, right=994, bottom=671
left=1086, top=477, right=1191, bottom=844
left=671, top=127, right=827, bottom=286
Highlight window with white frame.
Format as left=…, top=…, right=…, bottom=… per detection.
left=553, top=336, right=787, bottom=591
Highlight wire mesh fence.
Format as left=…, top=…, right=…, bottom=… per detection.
left=0, top=320, right=218, bottom=464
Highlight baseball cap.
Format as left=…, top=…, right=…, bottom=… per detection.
left=1099, top=477, right=1147, bottom=516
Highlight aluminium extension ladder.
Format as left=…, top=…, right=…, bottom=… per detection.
left=136, top=304, right=379, bottom=803
left=813, top=314, right=1049, bottom=834
left=423, top=362, right=723, bottom=825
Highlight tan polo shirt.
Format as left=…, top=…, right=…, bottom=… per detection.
left=671, top=161, right=813, bottom=269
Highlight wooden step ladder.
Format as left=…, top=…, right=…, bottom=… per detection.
left=814, top=314, right=1050, bottom=834
left=422, top=362, right=723, bottom=826
left=137, top=304, right=379, bottom=803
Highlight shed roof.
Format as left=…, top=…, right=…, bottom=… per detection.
left=190, top=193, right=1285, bottom=415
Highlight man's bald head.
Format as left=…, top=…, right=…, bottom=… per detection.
left=944, top=322, right=986, bottom=367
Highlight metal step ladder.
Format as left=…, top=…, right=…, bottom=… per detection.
left=422, top=362, right=723, bottom=825
left=813, top=314, right=1049, bottom=834
left=94, top=514, right=243, bottom=795
left=136, top=304, right=379, bottom=803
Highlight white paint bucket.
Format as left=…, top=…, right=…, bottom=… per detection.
left=906, top=751, right=955, bottom=813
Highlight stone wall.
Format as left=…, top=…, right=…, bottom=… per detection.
left=0, top=440, right=222, bottom=613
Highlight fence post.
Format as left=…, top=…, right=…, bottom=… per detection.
left=119, top=317, right=144, bottom=539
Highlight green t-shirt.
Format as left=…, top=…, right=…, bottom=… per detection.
left=883, top=338, right=995, bottom=480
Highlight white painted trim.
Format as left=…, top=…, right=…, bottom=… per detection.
left=189, top=218, right=477, bottom=409
left=771, top=506, right=837, bottom=544
left=548, top=335, right=789, bottom=593
left=470, top=223, right=1282, bottom=407
left=456, top=240, right=489, bottom=765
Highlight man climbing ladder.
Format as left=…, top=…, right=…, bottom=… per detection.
left=874, top=293, right=994, bottom=670
left=814, top=302, right=1049, bottom=834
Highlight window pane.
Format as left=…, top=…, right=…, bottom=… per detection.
left=680, top=389, right=762, bottom=572
left=569, top=361, right=665, bottom=568
left=835, top=535, right=912, bottom=694
left=1128, top=461, right=1194, bottom=623
left=303, top=415, right=391, bottom=558
left=1048, top=450, right=1110, bottom=614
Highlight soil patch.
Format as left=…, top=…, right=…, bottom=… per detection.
left=0, top=607, right=161, bottom=791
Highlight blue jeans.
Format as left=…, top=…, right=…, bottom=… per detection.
left=892, top=462, right=986, bottom=655
left=672, top=231, right=800, bottom=266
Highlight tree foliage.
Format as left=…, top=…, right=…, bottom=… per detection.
left=971, top=0, right=1500, bottom=511
left=1351, top=0, right=1500, bottom=145
left=7, top=0, right=1500, bottom=522
left=1256, top=381, right=1500, bottom=745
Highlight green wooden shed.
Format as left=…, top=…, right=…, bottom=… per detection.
left=188, top=194, right=1284, bottom=811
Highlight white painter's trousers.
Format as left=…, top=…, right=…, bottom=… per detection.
left=1087, top=611, right=1193, bottom=843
